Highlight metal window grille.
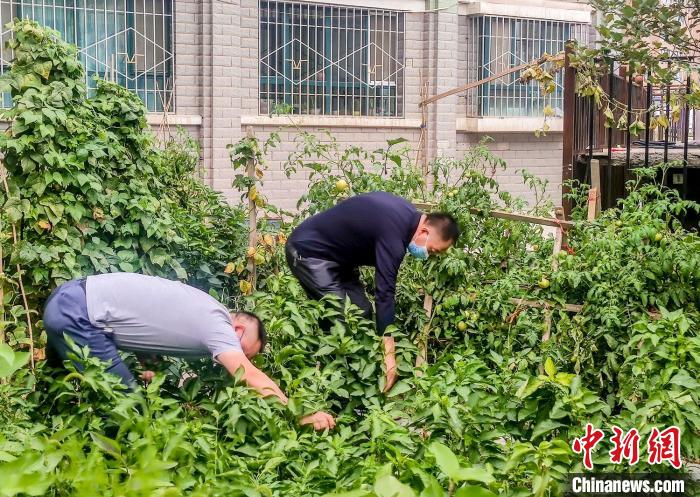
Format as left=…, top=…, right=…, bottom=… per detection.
left=0, top=0, right=174, bottom=112
left=466, top=15, right=588, bottom=117
left=259, top=0, right=405, bottom=117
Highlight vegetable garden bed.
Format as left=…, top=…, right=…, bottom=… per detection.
left=1, top=21, right=699, bottom=497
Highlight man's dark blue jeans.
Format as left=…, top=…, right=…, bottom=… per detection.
left=43, top=279, right=135, bottom=386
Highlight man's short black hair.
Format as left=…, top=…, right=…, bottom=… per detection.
left=235, top=311, right=267, bottom=351
left=425, top=212, right=460, bottom=244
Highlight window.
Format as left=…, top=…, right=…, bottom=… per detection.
left=467, top=15, right=588, bottom=117
left=0, top=0, right=174, bottom=112
left=259, top=1, right=405, bottom=117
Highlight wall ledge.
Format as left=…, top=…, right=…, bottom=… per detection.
left=242, top=115, right=423, bottom=129
left=457, top=116, right=563, bottom=133
left=146, top=113, right=202, bottom=126
left=459, top=0, right=592, bottom=23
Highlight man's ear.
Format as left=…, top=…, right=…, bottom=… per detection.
left=233, top=323, right=246, bottom=338
left=413, top=224, right=428, bottom=241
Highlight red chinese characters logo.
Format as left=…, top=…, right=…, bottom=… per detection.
left=572, top=423, right=605, bottom=470
left=572, top=425, right=682, bottom=470
left=609, top=426, right=640, bottom=465
left=647, top=426, right=682, bottom=469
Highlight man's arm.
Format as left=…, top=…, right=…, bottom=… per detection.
left=374, top=240, right=404, bottom=393
left=216, top=350, right=336, bottom=430
left=374, top=240, right=403, bottom=333
left=382, top=336, right=397, bottom=393
left=217, top=350, right=288, bottom=402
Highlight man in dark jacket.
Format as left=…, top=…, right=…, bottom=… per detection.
left=286, top=191, right=459, bottom=392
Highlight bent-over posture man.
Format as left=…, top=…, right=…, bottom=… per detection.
left=286, top=191, right=459, bottom=392
left=43, top=272, right=335, bottom=431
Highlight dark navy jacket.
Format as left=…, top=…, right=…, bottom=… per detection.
left=288, top=192, right=421, bottom=333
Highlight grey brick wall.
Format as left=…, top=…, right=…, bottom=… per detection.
left=167, top=0, right=587, bottom=212
left=236, top=125, right=422, bottom=211
left=457, top=131, right=564, bottom=206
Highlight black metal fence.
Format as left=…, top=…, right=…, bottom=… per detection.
left=562, top=50, right=698, bottom=220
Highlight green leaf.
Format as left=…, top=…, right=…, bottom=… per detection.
left=45, top=203, right=64, bottom=225
left=0, top=454, right=54, bottom=496
left=35, top=60, right=52, bottom=79
left=452, top=467, right=495, bottom=484
left=315, top=345, right=335, bottom=356
left=455, top=485, right=498, bottom=497
left=118, top=262, right=134, bottom=272
left=172, top=263, right=188, bottom=280
left=388, top=154, right=402, bottom=167
left=149, top=247, right=169, bottom=267
left=387, top=137, right=408, bottom=147
left=387, top=381, right=412, bottom=398
left=89, top=432, right=121, bottom=457
left=65, top=204, right=85, bottom=222
left=531, top=419, right=565, bottom=440
left=323, top=490, right=372, bottom=497
left=374, top=475, right=416, bottom=497
left=429, top=443, right=493, bottom=483
left=544, top=357, right=556, bottom=377
left=0, top=343, right=30, bottom=378
left=418, top=474, right=443, bottom=497
left=516, top=377, right=544, bottom=399
left=503, top=443, right=535, bottom=473
left=429, top=442, right=461, bottom=481
left=669, top=370, right=700, bottom=390
left=140, top=237, right=156, bottom=252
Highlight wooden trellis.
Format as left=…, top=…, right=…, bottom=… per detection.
left=411, top=198, right=601, bottom=368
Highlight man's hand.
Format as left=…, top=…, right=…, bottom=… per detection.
left=383, top=336, right=398, bottom=393
left=140, top=370, right=155, bottom=383
left=299, top=411, right=336, bottom=431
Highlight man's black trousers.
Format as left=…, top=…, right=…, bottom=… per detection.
left=285, top=243, right=373, bottom=320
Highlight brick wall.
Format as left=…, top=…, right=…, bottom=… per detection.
left=173, top=0, right=245, bottom=186
left=230, top=125, right=422, bottom=211
left=457, top=131, right=564, bottom=206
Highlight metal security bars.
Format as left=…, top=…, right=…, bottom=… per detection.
left=0, top=0, right=174, bottom=112
left=259, top=1, right=405, bottom=117
left=466, top=15, right=588, bottom=117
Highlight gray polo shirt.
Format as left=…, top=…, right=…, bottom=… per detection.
left=85, top=272, right=241, bottom=359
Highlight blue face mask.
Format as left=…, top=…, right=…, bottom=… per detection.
left=408, top=234, right=429, bottom=260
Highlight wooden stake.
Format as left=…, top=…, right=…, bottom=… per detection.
left=590, top=159, right=601, bottom=203
left=587, top=159, right=602, bottom=222
left=245, top=126, right=258, bottom=291
left=552, top=226, right=564, bottom=271
left=1, top=167, right=34, bottom=368
left=586, top=187, right=599, bottom=222
left=0, top=197, right=4, bottom=344
left=542, top=309, right=553, bottom=342
left=412, top=202, right=576, bottom=229
left=474, top=208, right=575, bottom=229
left=551, top=208, right=568, bottom=271
left=420, top=54, right=559, bottom=106
left=415, top=293, right=433, bottom=373
left=416, top=69, right=429, bottom=179
left=508, top=297, right=583, bottom=313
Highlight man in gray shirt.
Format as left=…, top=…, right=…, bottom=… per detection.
left=43, top=272, right=335, bottom=431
